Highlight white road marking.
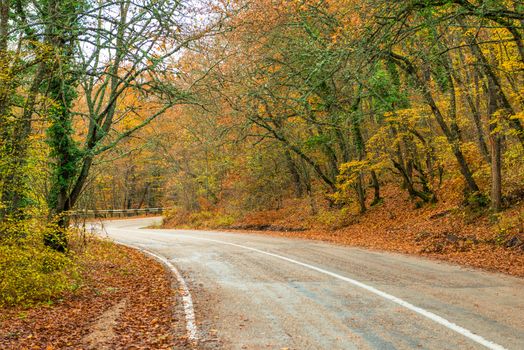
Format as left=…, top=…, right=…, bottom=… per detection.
left=103, top=232, right=199, bottom=343
left=133, top=247, right=199, bottom=342
left=108, top=227, right=507, bottom=350
left=171, top=233, right=508, bottom=350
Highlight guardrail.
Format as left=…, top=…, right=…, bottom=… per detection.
left=70, top=207, right=164, bottom=218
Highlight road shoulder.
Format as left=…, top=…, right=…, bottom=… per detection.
left=0, top=237, right=190, bottom=349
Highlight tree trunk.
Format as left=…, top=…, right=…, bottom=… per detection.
left=355, top=173, right=366, bottom=214
left=44, top=0, right=83, bottom=251
left=261, top=120, right=337, bottom=191
left=304, top=174, right=318, bottom=215
left=487, top=75, right=503, bottom=212
left=370, top=170, right=381, bottom=206
left=284, top=149, right=304, bottom=197
left=489, top=131, right=502, bottom=212
left=351, top=104, right=367, bottom=213
left=453, top=49, right=490, bottom=163
left=1, top=65, right=45, bottom=217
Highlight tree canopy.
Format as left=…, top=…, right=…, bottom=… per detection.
left=1, top=0, right=523, bottom=251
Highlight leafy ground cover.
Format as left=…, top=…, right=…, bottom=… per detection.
left=164, top=185, right=524, bottom=277
left=0, top=236, right=189, bottom=349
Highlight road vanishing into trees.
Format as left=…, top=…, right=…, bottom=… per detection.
left=95, top=218, right=524, bottom=350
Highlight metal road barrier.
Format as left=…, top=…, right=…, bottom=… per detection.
left=70, top=207, right=164, bottom=218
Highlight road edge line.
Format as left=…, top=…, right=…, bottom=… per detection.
left=118, top=243, right=199, bottom=343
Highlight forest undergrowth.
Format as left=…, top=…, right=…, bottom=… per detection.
left=164, top=184, right=524, bottom=277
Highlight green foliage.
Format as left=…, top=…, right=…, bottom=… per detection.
left=492, top=210, right=524, bottom=250
left=2, top=217, right=24, bottom=239
left=466, top=192, right=490, bottom=208
left=370, top=67, right=409, bottom=114
left=239, top=149, right=289, bottom=210
left=304, top=134, right=331, bottom=149
left=0, top=228, right=79, bottom=307
left=315, top=207, right=355, bottom=231
left=463, top=192, right=490, bottom=223
left=211, top=214, right=236, bottom=228
left=163, top=207, right=236, bottom=229
left=46, top=101, right=82, bottom=213
left=432, top=63, right=450, bottom=92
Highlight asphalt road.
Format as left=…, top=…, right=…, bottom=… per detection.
left=94, top=217, right=524, bottom=350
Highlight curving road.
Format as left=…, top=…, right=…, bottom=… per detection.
left=93, top=217, right=524, bottom=350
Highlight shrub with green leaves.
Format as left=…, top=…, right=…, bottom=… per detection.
left=0, top=238, right=79, bottom=307
left=164, top=206, right=236, bottom=229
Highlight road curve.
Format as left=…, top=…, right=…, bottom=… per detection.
left=94, top=217, right=524, bottom=350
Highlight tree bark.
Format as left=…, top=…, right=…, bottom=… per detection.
left=44, top=0, right=84, bottom=251
left=370, top=170, right=381, bottom=205
left=284, top=149, right=304, bottom=197
left=487, top=69, right=503, bottom=212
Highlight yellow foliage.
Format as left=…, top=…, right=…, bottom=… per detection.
left=315, top=207, right=355, bottom=231
left=163, top=206, right=236, bottom=229
left=0, top=236, right=79, bottom=307
left=0, top=215, right=84, bottom=307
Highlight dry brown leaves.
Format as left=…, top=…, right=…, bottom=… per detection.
left=0, top=239, right=190, bottom=349
left=232, top=185, right=524, bottom=277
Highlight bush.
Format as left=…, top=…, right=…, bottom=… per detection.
left=494, top=210, right=524, bottom=250
left=0, top=233, right=80, bottom=307
left=211, top=214, right=235, bottom=228
left=163, top=206, right=236, bottom=229
left=315, top=207, right=356, bottom=231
